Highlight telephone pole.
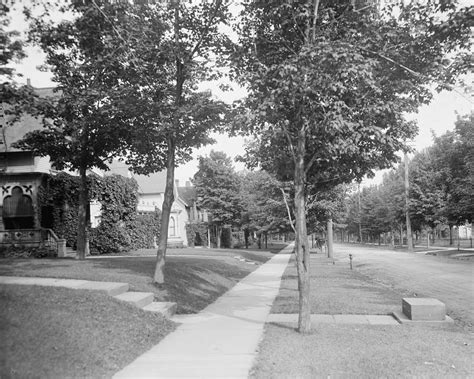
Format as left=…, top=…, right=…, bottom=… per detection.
left=404, top=153, right=414, bottom=252
left=327, top=218, right=334, bottom=258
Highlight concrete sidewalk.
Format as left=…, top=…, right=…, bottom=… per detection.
left=113, top=244, right=294, bottom=378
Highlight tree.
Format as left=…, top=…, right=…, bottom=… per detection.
left=15, top=1, right=132, bottom=259
left=408, top=113, right=474, bottom=242
left=16, top=1, right=229, bottom=271
left=82, top=0, right=230, bottom=283
left=193, top=151, right=243, bottom=248
left=0, top=4, right=39, bottom=132
left=232, top=1, right=472, bottom=332
left=240, top=170, right=293, bottom=248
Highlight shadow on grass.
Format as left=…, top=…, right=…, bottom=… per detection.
left=0, top=256, right=255, bottom=314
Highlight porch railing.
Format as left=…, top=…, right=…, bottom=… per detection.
left=0, top=228, right=66, bottom=256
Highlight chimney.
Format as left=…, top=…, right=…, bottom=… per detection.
left=175, top=179, right=179, bottom=187
left=185, top=181, right=191, bottom=187
left=26, top=78, right=31, bottom=87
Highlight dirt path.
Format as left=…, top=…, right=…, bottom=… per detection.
left=335, top=243, right=474, bottom=328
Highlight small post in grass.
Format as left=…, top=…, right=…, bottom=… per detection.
left=349, top=254, right=353, bottom=270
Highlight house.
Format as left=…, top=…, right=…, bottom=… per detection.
left=1, top=85, right=202, bottom=250
left=105, top=161, right=201, bottom=248
left=0, top=87, right=60, bottom=247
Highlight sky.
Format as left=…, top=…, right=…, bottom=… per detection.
left=7, top=4, right=473, bottom=185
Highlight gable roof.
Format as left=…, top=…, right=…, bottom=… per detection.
left=133, top=171, right=168, bottom=194
left=177, top=186, right=196, bottom=207
left=1, top=87, right=57, bottom=153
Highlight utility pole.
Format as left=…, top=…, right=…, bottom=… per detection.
left=357, top=183, right=362, bottom=243
left=404, top=153, right=414, bottom=252
left=327, top=218, right=333, bottom=258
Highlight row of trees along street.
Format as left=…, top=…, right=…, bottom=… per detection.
left=342, top=113, right=473, bottom=248
left=2, top=1, right=472, bottom=333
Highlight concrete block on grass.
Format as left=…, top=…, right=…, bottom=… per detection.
left=142, top=302, right=177, bottom=318
left=114, top=292, right=154, bottom=308
left=392, top=311, right=453, bottom=324
left=402, top=298, right=446, bottom=321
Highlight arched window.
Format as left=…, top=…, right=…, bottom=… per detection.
left=169, top=216, right=176, bottom=237
left=2, top=186, right=34, bottom=229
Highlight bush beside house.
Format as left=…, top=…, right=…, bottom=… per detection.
left=37, top=172, right=161, bottom=255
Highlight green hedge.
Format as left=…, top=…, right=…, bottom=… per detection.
left=185, top=222, right=209, bottom=247
left=39, top=173, right=161, bottom=255
left=128, top=211, right=161, bottom=249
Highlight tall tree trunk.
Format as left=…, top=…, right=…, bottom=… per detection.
left=327, top=218, right=333, bottom=258
left=153, top=1, right=184, bottom=284
left=294, top=130, right=311, bottom=333
left=153, top=139, right=175, bottom=284
left=76, top=166, right=88, bottom=260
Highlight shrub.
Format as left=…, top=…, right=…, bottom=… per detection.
left=89, top=222, right=131, bottom=255
left=0, top=245, right=55, bottom=259
left=185, top=222, right=209, bottom=248
left=128, top=211, right=161, bottom=249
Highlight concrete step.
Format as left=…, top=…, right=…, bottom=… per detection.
left=114, top=292, right=154, bottom=308
left=142, top=302, right=177, bottom=318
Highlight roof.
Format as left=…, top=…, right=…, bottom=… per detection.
left=105, top=160, right=169, bottom=195
left=177, top=186, right=197, bottom=207
left=133, top=171, right=168, bottom=194
left=1, top=87, right=58, bottom=153
left=106, top=160, right=131, bottom=178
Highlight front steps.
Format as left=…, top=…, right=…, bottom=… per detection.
left=143, top=302, right=178, bottom=318
left=114, top=291, right=155, bottom=308
left=0, top=276, right=176, bottom=319
left=112, top=291, right=178, bottom=318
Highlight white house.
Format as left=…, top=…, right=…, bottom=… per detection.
left=107, top=160, right=192, bottom=247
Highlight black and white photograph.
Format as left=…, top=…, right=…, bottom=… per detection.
left=1, top=0, right=472, bottom=377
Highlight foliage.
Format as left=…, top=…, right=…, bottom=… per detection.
left=231, top=0, right=472, bottom=332
left=0, top=4, right=41, bottom=128
left=89, top=174, right=139, bottom=255
left=40, top=0, right=231, bottom=280
left=194, top=151, right=243, bottom=228
left=38, top=172, right=86, bottom=248
left=185, top=222, right=209, bottom=248
left=306, top=183, right=349, bottom=233
left=38, top=172, right=155, bottom=254
left=128, top=211, right=162, bottom=250
left=239, top=170, right=292, bottom=236
left=0, top=245, right=54, bottom=259
left=343, top=114, right=473, bottom=242
left=13, top=2, right=140, bottom=259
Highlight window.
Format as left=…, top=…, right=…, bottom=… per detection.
left=2, top=186, right=34, bottom=229
left=169, top=216, right=176, bottom=237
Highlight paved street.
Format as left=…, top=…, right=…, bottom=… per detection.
left=334, top=243, right=474, bottom=327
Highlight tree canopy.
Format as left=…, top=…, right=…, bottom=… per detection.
left=231, top=0, right=472, bottom=333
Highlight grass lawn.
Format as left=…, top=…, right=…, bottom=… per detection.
left=253, top=254, right=473, bottom=378
left=0, top=284, right=175, bottom=378
left=104, top=243, right=287, bottom=262
left=0, top=245, right=283, bottom=377
left=0, top=247, right=277, bottom=314
left=272, top=256, right=406, bottom=315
